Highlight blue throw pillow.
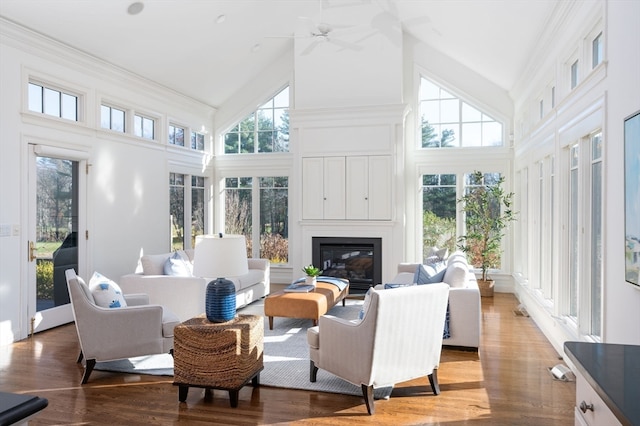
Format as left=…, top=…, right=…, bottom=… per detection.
left=414, top=262, right=447, bottom=284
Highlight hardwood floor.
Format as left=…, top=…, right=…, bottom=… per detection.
left=0, top=293, right=575, bottom=425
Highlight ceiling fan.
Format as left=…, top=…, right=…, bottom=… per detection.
left=298, top=18, right=363, bottom=56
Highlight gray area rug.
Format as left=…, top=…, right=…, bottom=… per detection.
left=95, top=299, right=390, bottom=397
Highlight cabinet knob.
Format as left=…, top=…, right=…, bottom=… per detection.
left=579, top=401, right=594, bottom=413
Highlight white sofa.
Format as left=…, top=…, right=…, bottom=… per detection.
left=119, top=249, right=270, bottom=322
left=389, top=251, right=481, bottom=350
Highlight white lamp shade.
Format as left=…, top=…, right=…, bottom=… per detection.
left=192, top=234, right=249, bottom=278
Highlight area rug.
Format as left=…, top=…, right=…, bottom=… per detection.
left=95, top=299, right=390, bottom=397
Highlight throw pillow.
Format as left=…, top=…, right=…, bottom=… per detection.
left=164, top=251, right=192, bottom=276
left=89, top=272, right=127, bottom=308
left=141, top=253, right=170, bottom=275
left=414, top=262, right=447, bottom=284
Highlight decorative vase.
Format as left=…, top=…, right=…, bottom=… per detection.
left=205, top=278, right=236, bottom=322
left=305, top=275, right=317, bottom=287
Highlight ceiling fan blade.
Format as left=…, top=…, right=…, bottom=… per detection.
left=301, top=39, right=322, bottom=56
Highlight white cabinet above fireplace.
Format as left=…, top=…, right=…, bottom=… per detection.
left=302, top=155, right=391, bottom=221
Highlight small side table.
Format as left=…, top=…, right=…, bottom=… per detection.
left=173, top=314, right=264, bottom=407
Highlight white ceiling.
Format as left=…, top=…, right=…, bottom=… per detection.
left=0, top=0, right=558, bottom=108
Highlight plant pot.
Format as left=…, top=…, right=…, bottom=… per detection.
left=478, top=279, right=495, bottom=297
left=305, top=276, right=317, bottom=287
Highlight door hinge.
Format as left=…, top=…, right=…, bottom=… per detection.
left=85, top=230, right=89, bottom=240
left=86, top=163, right=90, bottom=174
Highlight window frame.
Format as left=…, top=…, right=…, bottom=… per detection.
left=27, top=80, right=80, bottom=122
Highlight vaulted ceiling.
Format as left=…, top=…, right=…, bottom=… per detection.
left=0, top=0, right=558, bottom=108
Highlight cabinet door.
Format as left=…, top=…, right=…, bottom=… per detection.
left=323, top=157, right=346, bottom=219
left=302, top=157, right=325, bottom=220
left=346, top=156, right=369, bottom=219
left=368, top=156, right=392, bottom=220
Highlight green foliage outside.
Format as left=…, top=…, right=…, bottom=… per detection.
left=37, top=259, right=54, bottom=300
left=422, top=210, right=456, bottom=255
left=422, top=119, right=455, bottom=148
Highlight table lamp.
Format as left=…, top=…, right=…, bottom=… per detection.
left=193, top=234, right=249, bottom=322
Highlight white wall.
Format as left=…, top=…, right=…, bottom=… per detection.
left=511, top=0, right=640, bottom=350
left=0, top=20, right=215, bottom=343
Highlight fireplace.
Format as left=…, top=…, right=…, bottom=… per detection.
left=312, top=237, right=382, bottom=294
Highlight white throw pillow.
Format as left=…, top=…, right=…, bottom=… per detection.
left=89, top=272, right=128, bottom=308
left=443, top=261, right=468, bottom=288
left=141, top=253, right=170, bottom=275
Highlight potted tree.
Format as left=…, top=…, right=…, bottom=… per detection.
left=457, top=171, right=517, bottom=297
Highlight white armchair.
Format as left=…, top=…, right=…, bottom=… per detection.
left=307, top=283, right=450, bottom=414
left=65, top=269, right=180, bottom=384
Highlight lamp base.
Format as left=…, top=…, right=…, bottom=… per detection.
left=205, top=278, right=236, bottom=322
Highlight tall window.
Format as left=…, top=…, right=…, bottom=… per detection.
left=170, top=173, right=206, bottom=250
left=28, top=82, right=78, bottom=121
left=569, top=144, right=579, bottom=318
left=101, top=105, right=125, bottom=132
left=422, top=171, right=509, bottom=271
left=564, top=132, right=603, bottom=339
left=422, top=174, right=457, bottom=255
left=191, top=176, right=205, bottom=247
left=134, top=114, right=154, bottom=140
left=419, top=77, right=503, bottom=148
left=590, top=133, right=603, bottom=337
left=224, top=86, right=289, bottom=154
left=170, top=173, right=185, bottom=251
left=224, top=176, right=288, bottom=263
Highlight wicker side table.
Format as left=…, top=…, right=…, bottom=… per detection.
left=173, top=314, right=263, bottom=407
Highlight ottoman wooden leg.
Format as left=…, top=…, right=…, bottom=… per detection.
left=269, top=316, right=274, bottom=330
left=229, top=390, right=239, bottom=408
left=252, top=372, right=260, bottom=387
left=178, top=385, right=189, bottom=402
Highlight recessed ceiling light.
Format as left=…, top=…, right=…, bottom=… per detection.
left=216, top=14, right=226, bottom=24
left=127, top=2, right=144, bottom=15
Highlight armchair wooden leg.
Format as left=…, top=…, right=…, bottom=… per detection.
left=361, top=384, right=375, bottom=415
left=310, top=360, right=318, bottom=382
left=81, top=359, right=96, bottom=384
left=77, top=351, right=84, bottom=363
left=428, top=369, right=440, bottom=395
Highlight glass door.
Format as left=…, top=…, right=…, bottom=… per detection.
left=27, top=145, right=86, bottom=333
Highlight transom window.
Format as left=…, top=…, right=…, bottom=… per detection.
left=592, top=32, right=603, bottom=68
left=191, top=131, right=205, bottom=151
left=419, top=77, right=503, bottom=148
left=169, top=125, right=186, bottom=146
left=134, top=114, right=155, bottom=140
left=100, top=105, right=125, bottom=132
left=224, top=86, right=289, bottom=154
left=28, top=82, right=78, bottom=121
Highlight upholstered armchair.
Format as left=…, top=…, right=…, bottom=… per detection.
left=65, top=269, right=179, bottom=384
left=307, top=283, right=450, bottom=414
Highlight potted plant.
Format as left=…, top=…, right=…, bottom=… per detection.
left=302, top=264, right=322, bottom=287
left=457, top=171, right=517, bottom=297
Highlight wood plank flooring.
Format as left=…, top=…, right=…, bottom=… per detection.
left=0, top=293, right=575, bottom=425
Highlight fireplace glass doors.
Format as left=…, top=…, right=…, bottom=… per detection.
left=312, top=237, right=382, bottom=294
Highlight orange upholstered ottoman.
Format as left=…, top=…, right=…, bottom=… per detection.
left=264, top=280, right=349, bottom=330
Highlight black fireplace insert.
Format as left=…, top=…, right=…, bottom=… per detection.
left=312, top=237, right=382, bottom=294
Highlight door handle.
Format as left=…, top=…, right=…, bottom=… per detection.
left=29, top=241, right=36, bottom=262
